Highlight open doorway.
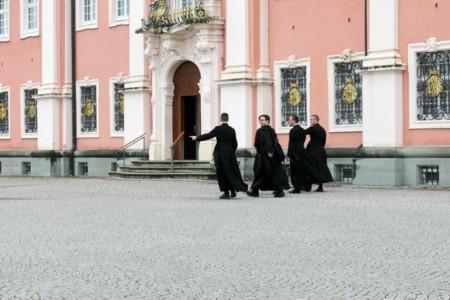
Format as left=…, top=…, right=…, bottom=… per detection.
left=172, top=61, right=201, bottom=160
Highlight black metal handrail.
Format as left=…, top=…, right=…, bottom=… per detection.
left=170, top=131, right=185, bottom=172
left=121, top=133, right=146, bottom=167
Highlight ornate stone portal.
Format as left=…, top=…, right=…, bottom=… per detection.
left=142, top=0, right=223, bottom=160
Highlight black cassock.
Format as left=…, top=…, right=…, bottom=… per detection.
left=196, top=123, right=248, bottom=193
left=287, top=125, right=318, bottom=190
left=305, top=123, right=333, bottom=183
left=250, top=125, right=290, bottom=192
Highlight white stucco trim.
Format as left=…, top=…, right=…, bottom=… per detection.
left=76, top=79, right=100, bottom=138
left=109, top=76, right=125, bottom=137
left=0, top=85, right=11, bottom=139
left=109, top=0, right=129, bottom=27
left=408, top=38, right=450, bottom=129
left=274, top=57, right=311, bottom=134
left=76, top=0, right=98, bottom=31
left=327, top=52, right=364, bottom=133
left=20, top=0, right=39, bottom=39
left=20, top=82, right=40, bottom=139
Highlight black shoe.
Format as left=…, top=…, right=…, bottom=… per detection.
left=246, top=190, right=259, bottom=197
left=230, top=191, right=237, bottom=198
left=315, top=185, right=324, bottom=192
left=273, top=191, right=285, bottom=198
left=219, top=193, right=231, bottom=199
left=289, top=189, right=301, bottom=194
left=304, top=184, right=312, bottom=192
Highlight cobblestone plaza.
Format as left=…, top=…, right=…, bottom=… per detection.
left=0, top=177, right=449, bottom=299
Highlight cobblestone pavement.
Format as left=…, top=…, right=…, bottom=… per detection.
left=0, top=177, right=449, bottom=300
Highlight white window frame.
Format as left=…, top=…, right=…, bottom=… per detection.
left=408, top=38, right=450, bottom=129
left=76, top=79, right=99, bottom=138
left=20, top=82, right=40, bottom=138
left=0, top=0, right=9, bottom=42
left=0, top=85, right=11, bottom=139
left=327, top=52, right=364, bottom=133
left=109, top=0, right=129, bottom=27
left=109, top=76, right=125, bottom=137
left=274, top=57, right=311, bottom=134
left=20, top=0, right=39, bottom=39
left=76, top=0, right=98, bottom=31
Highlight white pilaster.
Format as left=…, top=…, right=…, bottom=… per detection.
left=362, top=0, right=404, bottom=147
left=125, top=0, right=151, bottom=149
left=38, top=0, right=60, bottom=150
left=219, top=0, right=254, bottom=148
left=62, top=0, right=72, bottom=150
left=256, top=0, right=273, bottom=123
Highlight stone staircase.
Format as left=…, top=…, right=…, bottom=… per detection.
left=109, top=160, right=216, bottom=180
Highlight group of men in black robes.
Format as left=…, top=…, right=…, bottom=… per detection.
left=190, top=113, right=332, bottom=199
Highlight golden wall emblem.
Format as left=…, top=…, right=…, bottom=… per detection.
left=0, top=103, right=7, bottom=121
left=426, top=69, right=444, bottom=97
left=119, top=94, right=125, bottom=114
left=288, top=81, right=301, bottom=106
left=84, top=98, right=95, bottom=117
left=27, top=101, right=37, bottom=119
left=342, top=77, right=358, bottom=104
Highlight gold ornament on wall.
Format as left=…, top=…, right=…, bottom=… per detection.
left=426, top=69, right=444, bottom=97
left=27, top=101, right=37, bottom=119
left=288, top=81, right=301, bottom=106
left=0, top=103, right=7, bottom=121
left=119, top=94, right=125, bottom=114
left=84, top=98, right=95, bottom=117
left=342, top=77, right=358, bottom=104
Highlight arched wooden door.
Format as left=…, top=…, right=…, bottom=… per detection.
left=172, top=61, right=201, bottom=160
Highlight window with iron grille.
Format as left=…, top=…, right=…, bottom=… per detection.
left=0, top=0, right=8, bottom=39
left=416, top=50, right=450, bottom=121
left=21, top=162, right=31, bottom=175
left=78, top=162, right=88, bottom=176
left=280, top=66, right=308, bottom=127
left=334, top=164, right=354, bottom=183
left=24, top=88, right=38, bottom=134
left=419, top=166, right=439, bottom=186
left=82, top=0, right=96, bottom=23
left=114, top=83, right=124, bottom=132
left=80, top=85, right=97, bottom=133
left=334, top=61, right=363, bottom=125
left=0, top=91, right=9, bottom=135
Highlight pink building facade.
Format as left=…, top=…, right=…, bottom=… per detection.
left=0, top=0, right=449, bottom=187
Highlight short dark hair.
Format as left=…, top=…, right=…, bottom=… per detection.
left=259, top=114, right=271, bottom=123
left=311, top=114, right=320, bottom=121
left=220, top=113, right=229, bottom=122
left=289, top=114, right=299, bottom=123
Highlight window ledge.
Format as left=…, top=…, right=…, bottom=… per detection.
left=329, top=125, right=363, bottom=133
left=0, top=135, right=11, bottom=139
left=109, top=18, right=129, bottom=28
left=76, top=23, right=98, bottom=32
left=21, top=134, right=38, bottom=139
left=77, top=133, right=99, bottom=138
left=0, top=36, right=10, bottom=42
left=409, top=121, right=450, bottom=129
left=20, top=31, right=40, bottom=39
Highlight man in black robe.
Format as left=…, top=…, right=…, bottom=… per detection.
left=247, top=114, right=290, bottom=198
left=305, top=114, right=333, bottom=192
left=190, top=113, right=248, bottom=199
left=287, top=114, right=316, bottom=194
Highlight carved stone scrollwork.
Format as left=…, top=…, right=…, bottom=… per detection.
left=341, top=48, right=353, bottom=62
left=287, top=55, right=296, bottom=68
left=426, top=37, right=438, bottom=52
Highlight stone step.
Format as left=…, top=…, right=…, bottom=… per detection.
left=109, top=171, right=216, bottom=180
left=130, top=160, right=212, bottom=168
left=119, top=166, right=214, bottom=173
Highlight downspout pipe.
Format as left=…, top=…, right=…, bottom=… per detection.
left=70, top=0, right=77, bottom=176
left=364, top=0, right=368, bottom=56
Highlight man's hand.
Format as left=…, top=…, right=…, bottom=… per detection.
left=190, top=136, right=197, bottom=141
left=268, top=152, right=274, bottom=158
